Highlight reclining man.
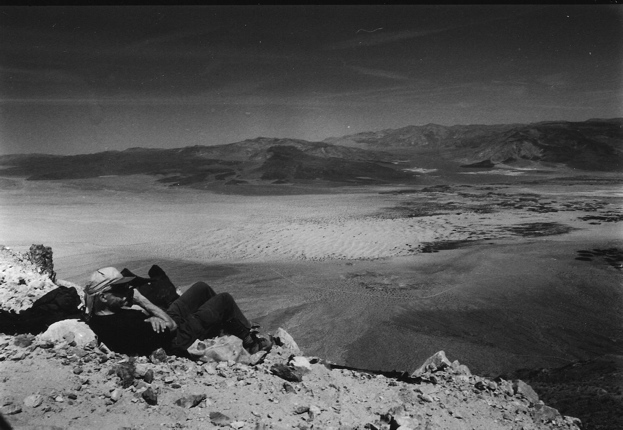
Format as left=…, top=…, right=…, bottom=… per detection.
left=84, top=267, right=271, bottom=357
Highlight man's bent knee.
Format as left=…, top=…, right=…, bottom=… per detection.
left=215, top=292, right=234, bottom=303
left=190, top=281, right=217, bottom=296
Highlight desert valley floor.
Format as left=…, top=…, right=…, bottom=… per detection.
left=1, top=174, right=622, bottom=377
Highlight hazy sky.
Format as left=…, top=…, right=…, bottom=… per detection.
left=0, top=5, right=621, bottom=155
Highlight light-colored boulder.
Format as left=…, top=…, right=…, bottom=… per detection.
left=289, top=356, right=312, bottom=374
left=451, top=359, right=472, bottom=376
left=39, top=319, right=96, bottom=347
left=23, top=394, right=43, bottom=408
left=533, top=403, right=561, bottom=423
left=273, top=327, right=300, bottom=353
left=187, top=335, right=252, bottom=364
left=513, top=380, right=540, bottom=405
left=411, top=351, right=452, bottom=377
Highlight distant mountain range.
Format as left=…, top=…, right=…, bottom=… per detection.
left=326, top=118, right=623, bottom=171
left=0, top=119, right=620, bottom=188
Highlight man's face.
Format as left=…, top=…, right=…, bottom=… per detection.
left=102, top=284, right=133, bottom=311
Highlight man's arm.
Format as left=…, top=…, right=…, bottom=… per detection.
left=132, top=290, right=178, bottom=332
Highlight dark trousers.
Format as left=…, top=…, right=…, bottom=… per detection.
left=165, top=282, right=251, bottom=352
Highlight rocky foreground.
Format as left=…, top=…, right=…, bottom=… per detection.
left=0, top=246, right=582, bottom=430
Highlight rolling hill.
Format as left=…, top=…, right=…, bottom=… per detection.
left=0, top=138, right=410, bottom=187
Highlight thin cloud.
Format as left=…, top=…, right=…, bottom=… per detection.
left=350, top=66, right=410, bottom=81
left=119, top=27, right=223, bottom=54
left=521, top=104, right=595, bottom=111
left=326, top=6, right=549, bottom=51
left=536, top=73, right=571, bottom=88
left=327, top=28, right=450, bottom=50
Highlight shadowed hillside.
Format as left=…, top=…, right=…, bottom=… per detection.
left=0, top=139, right=411, bottom=187
left=257, top=145, right=412, bottom=183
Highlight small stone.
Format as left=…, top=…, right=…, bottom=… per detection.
left=289, top=356, right=312, bottom=374
left=219, top=379, right=236, bottom=389
left=149, top=348, right=167, bottom=364
left=135, top=380, right=149, bottom=391
left=415, top=384, right=439, bottom=396
left=174, top=394, right=206, bottom=408
left=11, top=351, right=27, bottom=361
left=23, top=394, right=43, bottom=408
left=209, top=411, right=232, bottom=426
left=395, top=415, right=419, bottom=428
left=283, top=382, right=296, bottom=393
left=271, top=363, right=303, bottom=382
left=143, top=369, right=154, bottom=383
left=73, top=366, right=84, bottom=375
left=1, top=404, right=21, bottom=415
left=308, top=405, right=321, bottom=420
left=203, top=363, right=217, bottom=375
left=418, top=393, right=433, bottom=403
left=134, top=364, right=148, bottom=378
left=110, top=389, right=121, bottom=402
left=36, top=341, right=54, bottom=349
left=456, top=375, right=470, bottom=384
left=294, top=406, right=309, bottom=414
left=230, top=421, right=246, bottom=429
left=142, top=387, right=157, bottom=405
left=14, top=334, right=34, bottom=348
left=115, top=362, right=136, bottom=388
left=73, top=348, right=88, bottom=358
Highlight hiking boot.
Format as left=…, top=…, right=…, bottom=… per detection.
left=243, top=333, right=273, bottom=355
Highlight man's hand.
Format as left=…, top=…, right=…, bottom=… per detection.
left=145, top=316, right=169, bottom=333
left=132, top=289, right=178, bottom=331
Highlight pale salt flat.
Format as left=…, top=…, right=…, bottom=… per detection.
left=1, top=177, right=621, bottom=281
